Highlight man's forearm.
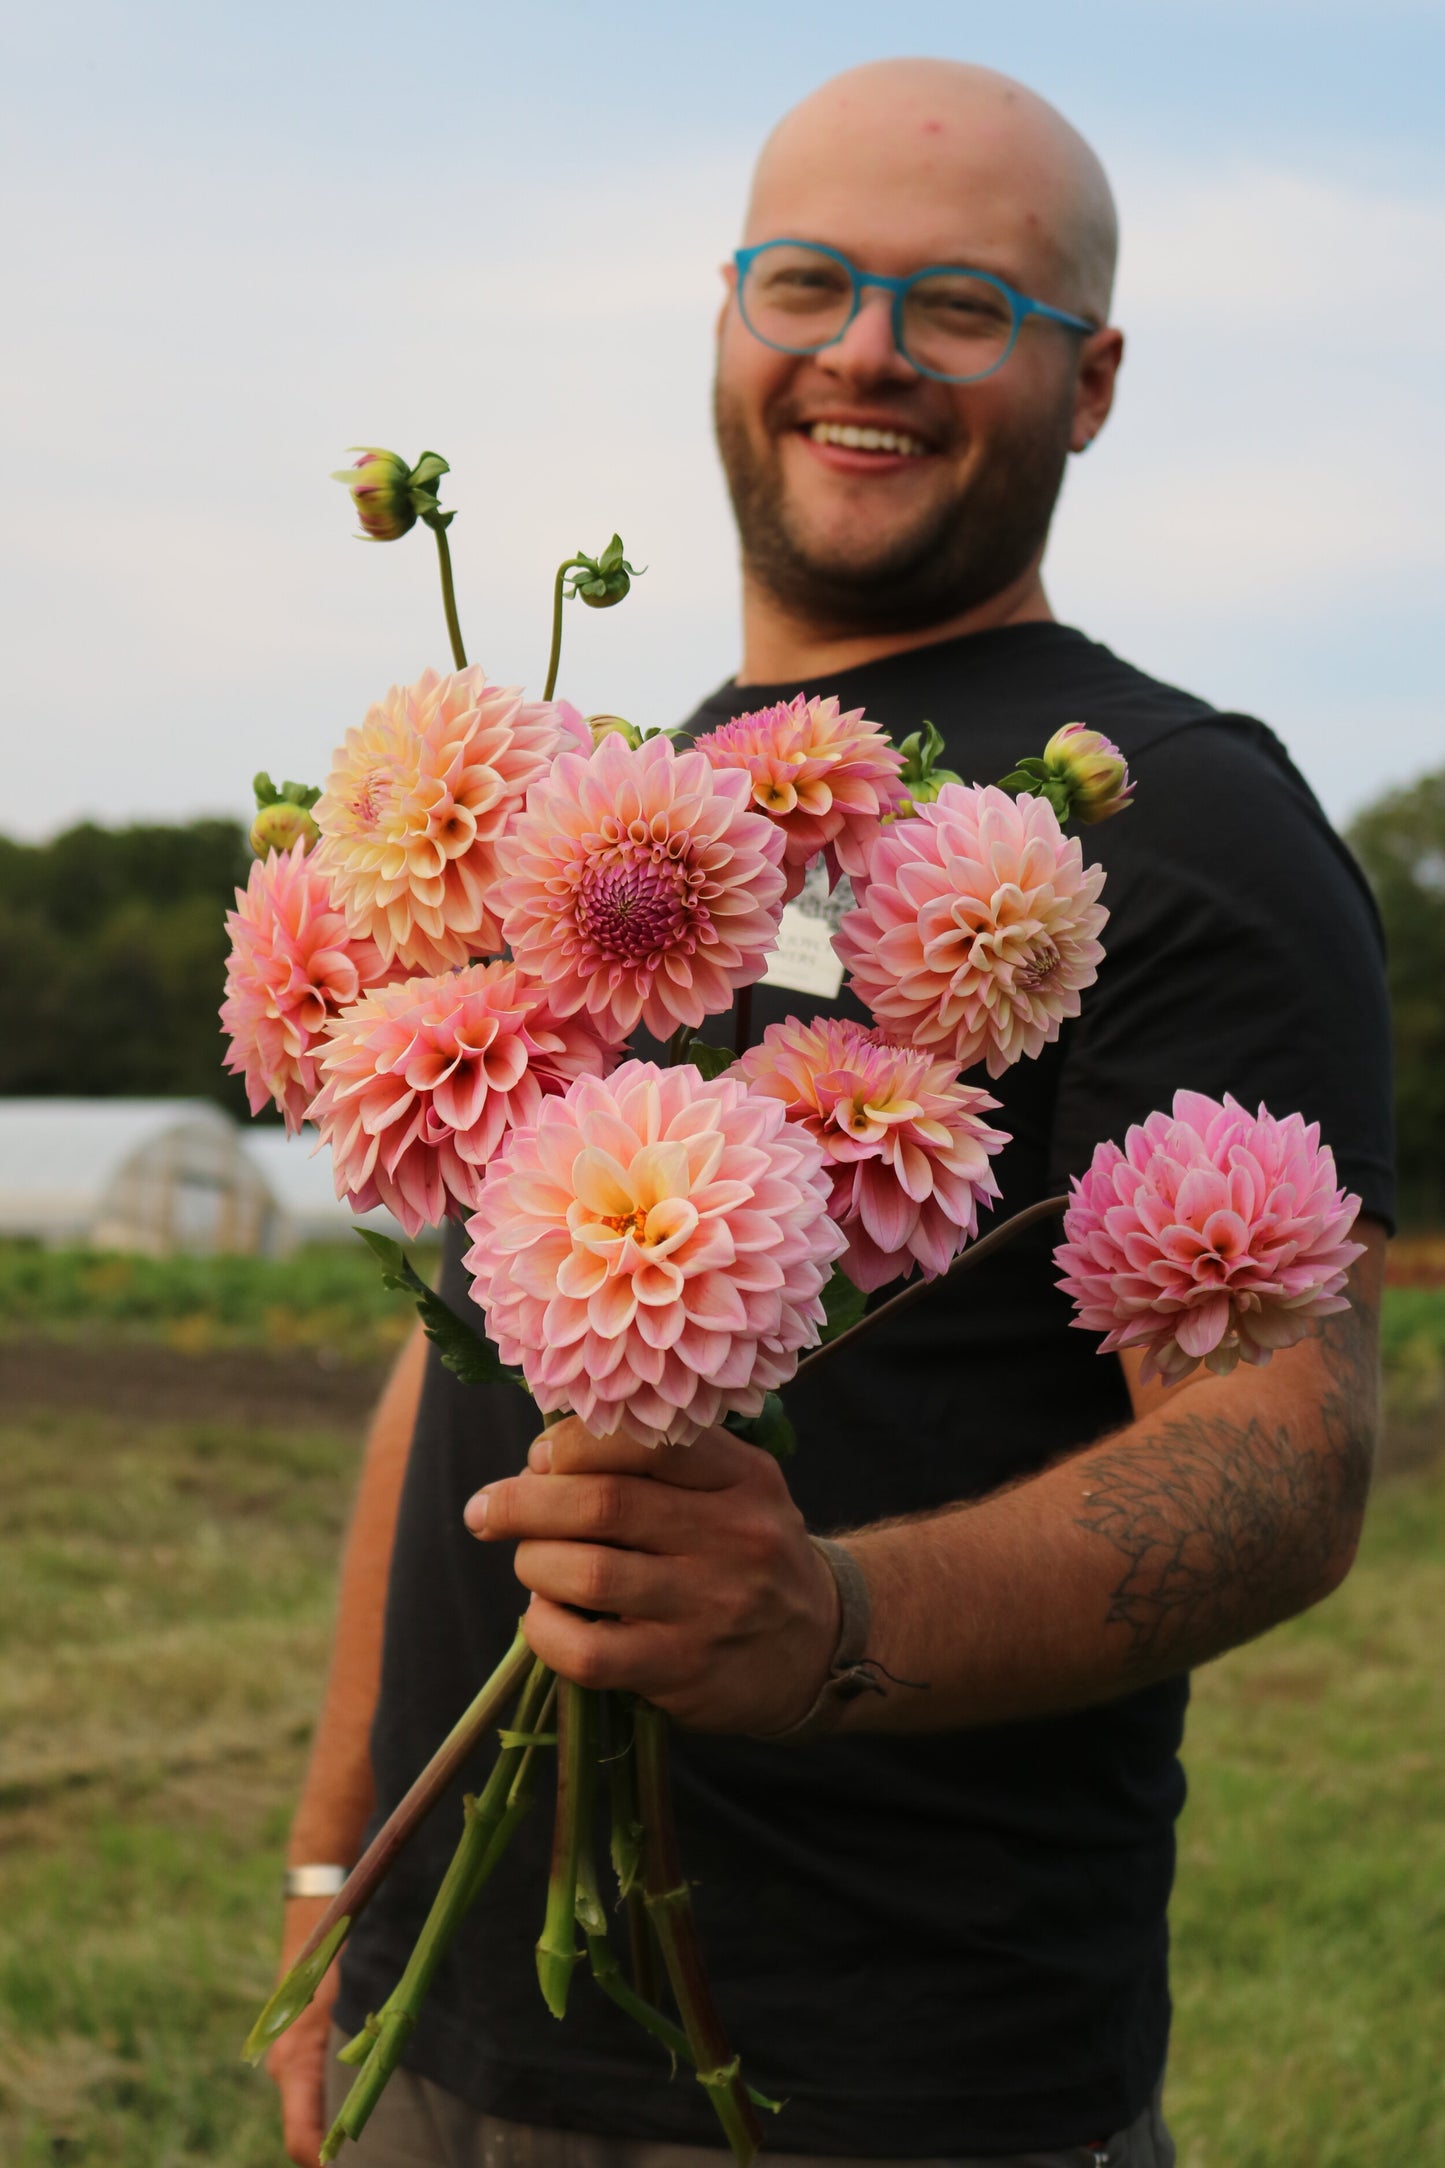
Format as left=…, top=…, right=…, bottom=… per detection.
left=837, top=1236, right=1383, bottom=1733
left=287, top=1326, right=426, bottom=1864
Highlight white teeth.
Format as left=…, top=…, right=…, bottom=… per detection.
left=808, top=422, right=928, bottom=456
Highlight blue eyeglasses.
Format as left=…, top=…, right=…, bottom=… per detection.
left=733, top=239, right=1097, bottom=385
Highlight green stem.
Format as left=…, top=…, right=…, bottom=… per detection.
left=583, top=1698, right=773, bottom=2106
left=603, top=1697, right=657, bottom=2005
left=321, top=1658, right=554, bottom=2158
left=542, top=556, right=587, bottom=702
left=245, top=1626, right=532, bottom=2063
left=431, top=519, right=468, bottom=670
left=536, top=1679, right=595, bottom=2015
left=584, top=1932, right=782, bottom=2113
left=633, top=1702, right=762, bottom=2168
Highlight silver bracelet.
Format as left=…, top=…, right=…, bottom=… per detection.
left=283, top=1863, right=351, bottom=1899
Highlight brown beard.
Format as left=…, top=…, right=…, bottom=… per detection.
left=713, top=379, right=1074, bottom=636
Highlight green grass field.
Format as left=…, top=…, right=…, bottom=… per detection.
left=0, top=1239, right=438, bottom=1362
left=1, top=1260, right=1442, bottom=2164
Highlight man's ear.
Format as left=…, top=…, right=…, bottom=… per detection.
left=1070, top=325, right=1124, bottom=454
left=715, top=261, right=737, bottom=342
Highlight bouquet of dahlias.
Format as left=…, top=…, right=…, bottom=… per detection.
left=230, top=450, right=1366, bottom=2163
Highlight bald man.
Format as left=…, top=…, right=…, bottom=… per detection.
left=272, top=60, right=1394, bottom=2168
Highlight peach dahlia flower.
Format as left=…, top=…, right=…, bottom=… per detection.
left=221, top=842, right=387, bottom=1132
left=694, top=693, right=904, bottom=901
left=313, top=666, right=589, bottom=976
left=834, top=783, right=1108, bottom=1079
left=462, top=1060, right=846, bottom=1449
left=1054, top=1090, right=1365, bottom=1385
left=307, top=960, right=613, bottom=1238
left=494, top=730, right=787, bottom=1043
left=739, top=1017, right=1008, bottom=1292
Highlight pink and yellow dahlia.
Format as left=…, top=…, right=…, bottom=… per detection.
left=834, top=783, right=1108, bottom=1078
left=1054, top=1090, right=1366, bottom=1384
left=313, top=667, right=590, bottom=976
left=307, top=960, right=614, bottom=1238
left=462, top=1060, right=846, bottom=1448
left=221, top=842, right=388, bottom=1132
left=739, top=1017, right=1008, bottom=1291
left=694, top=693, right=904, bottom=901
left=494, top=730, right=787, bottom=1043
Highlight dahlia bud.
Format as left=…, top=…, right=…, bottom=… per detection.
left=250, top=772, right=321, bottom=857
left=565, top=534, right=642, bottom=609
left=894, top=718, right=962, bottom=816
left=587, top=713, right=643, bottom=749
left=250, top=802, right=319, bottom=857
left=996, top=723, right=1134, bottom=827
left=1041, top=723, right=1134, bottom=824
left=331, top=447, right=451, bottom=543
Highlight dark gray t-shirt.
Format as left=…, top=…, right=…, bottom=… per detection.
left=336, top=622, right=1394, bottom=2156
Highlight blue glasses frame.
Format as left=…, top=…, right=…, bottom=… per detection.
left=733, top=239, right=1097, bottom=384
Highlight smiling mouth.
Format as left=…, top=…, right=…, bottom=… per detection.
left=806, top=421, right=931, bottom=457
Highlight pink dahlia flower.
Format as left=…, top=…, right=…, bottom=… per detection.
left=739, top=1017, right=1008, bottom=1292
left=462, top=1060, right=846, bottom=1449
left=833, top=783, right=1108, bottom=1078
left=1054, top=1090, right=1366, bottom=1385
left=307, top=960, right=613, bottom=1238
left=694, top=693, right=904, bottom=901
left=313, top=666, right=589, bottom=976
left=221, top=842, right=388, bottom=1132
left=494, top=730, right=787, bottom=1043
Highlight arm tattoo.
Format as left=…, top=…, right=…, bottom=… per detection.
left=1074, top=1279, right=1379, bottom=1678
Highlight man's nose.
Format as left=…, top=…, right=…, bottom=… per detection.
left=817, top=288, right=919, bottom=387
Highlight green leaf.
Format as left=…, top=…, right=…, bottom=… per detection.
left=278, top=779, right=322, bottom=808
left=686, top=1040, right=735, bottom=1080
left=725, top=1391, right=796, bottom=1461
left=995, top=763, right=1046, bottom=794
left=355, top=1229, right=519, bottom=1388
left=818, top=1264, right=868, bottom=1344
left=252, top=770, right=280, bottom=807
left=407, top=455, right=452, bottom=494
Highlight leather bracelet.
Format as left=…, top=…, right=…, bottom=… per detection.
left=283, top=1863, right=351, bottom=1899
left=752, top=1536, right=888, bottom=1744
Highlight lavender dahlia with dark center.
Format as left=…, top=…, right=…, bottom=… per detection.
left=575, top=849, right=692, bottom=961
left=494, top=731, right=788, bottom=1041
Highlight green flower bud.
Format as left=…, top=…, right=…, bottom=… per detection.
left=1041, top=723, right=1135, bottom=824
left=565, top=534, right=643, bottom=609
left=331, top=447, right=452, bottom=543
left=249, top=774, right=322, bottom=856
left=250, top=801, right=320, bottom=857
left=894, top=718, right=963, bottom=817
left=587, top=713, right=644, bottom=749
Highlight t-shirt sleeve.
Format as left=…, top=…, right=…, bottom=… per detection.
left=1048, top=715, right=1396, bottom=1230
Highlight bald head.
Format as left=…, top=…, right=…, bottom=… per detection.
left=746, top=59, right=1117, bottom=322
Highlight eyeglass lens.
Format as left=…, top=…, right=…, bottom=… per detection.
left=740, top=244, right=1016, bottom=382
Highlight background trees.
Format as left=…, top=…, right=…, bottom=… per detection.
left=1, top=774, right=1441, bottom=1221
left=1347, top=767, right=1445, bottom=1228
left=0, top=821, right=256, bottom=1116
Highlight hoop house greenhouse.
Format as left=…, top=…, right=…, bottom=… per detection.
left=0, top=1099, right=284, bottom=1256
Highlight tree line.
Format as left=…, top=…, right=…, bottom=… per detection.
left=1, top=776, right=1442, bottom=1220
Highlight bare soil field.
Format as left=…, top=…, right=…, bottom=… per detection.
left=0, top=1335, right=389, bottom=1431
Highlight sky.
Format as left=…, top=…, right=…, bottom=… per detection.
left=3, top=0, right=1442, bottom=841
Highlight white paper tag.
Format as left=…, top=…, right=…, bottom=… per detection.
left=761, top=862, right=852, bottom=1002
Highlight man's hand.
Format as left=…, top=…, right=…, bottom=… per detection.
left=465, top=1418, right=839, bottom=1733
left=267, top=1896, right=340, bottom=2168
